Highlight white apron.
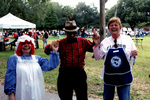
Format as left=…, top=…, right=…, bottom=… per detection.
left=15, top=55, right=45, bottom=100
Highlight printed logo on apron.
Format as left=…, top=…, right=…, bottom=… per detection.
left=111, top=56, right=121, bottom=68
left=104, top=48, right=133, bottom=87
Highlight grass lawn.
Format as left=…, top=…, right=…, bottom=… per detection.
left=0, top=34, right=150, bottom=99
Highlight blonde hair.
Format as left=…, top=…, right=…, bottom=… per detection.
left=107, top=17, right=122, bottom=29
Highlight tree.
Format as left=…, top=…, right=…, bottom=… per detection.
left=0, top=0, right=27, bottom=18
left=116, top=0, right=150, bottom=30
left=73, top=2, right=99, bottom=29
left=99, top=0, right=108, bottom=42
left=62, top=6, right=74, bottom=21
left=51, top=2, right=67, bottom=30
left=44, top=4, right=58, bottom=29
left=0, top=0, right=48, bottom=29
left=26, top=2, right=46, bottom=28
left=23, top=0, right=50, bottom=3
left=105, top=6, right=116, bottom=24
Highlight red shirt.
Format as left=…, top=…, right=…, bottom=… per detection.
left=58, top=37, right=94, bottom=68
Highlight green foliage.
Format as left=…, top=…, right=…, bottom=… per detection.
left=1, top=0, right=149, bottom=32
left=44, top=4, right=58, bottom=29
left=73, top=2, right=99, bottom=28
left=0, top=0, right=26, bottom=17
left=51, top=2, right=66, bottom=30
left=25, top=0, right=50, bottom=3
left=0, top=0, right=48, bottom=29
left=105, top=6, right=116, bottom=24
left=0, top=0, right=100, bottom=30
left=62, top=6, right=74, bottom=21
left=106, top=0, right=150, bottom=30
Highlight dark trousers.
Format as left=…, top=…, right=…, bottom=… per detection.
left=10, top=42, right=15, bottom=50
left=57, top=68, right=88, bottom=100
left=35, top=40, right=39, bottom=49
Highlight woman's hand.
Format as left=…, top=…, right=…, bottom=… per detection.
left=52, top=40, right=59, bottom=52
left=92, top=32, right=100, bottom=47
left=9, top=93, right=15, bottom=100
left=131, top=50, right=138, bottom=56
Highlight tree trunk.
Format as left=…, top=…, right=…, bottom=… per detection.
left=99, top=0, right=106, bottom=42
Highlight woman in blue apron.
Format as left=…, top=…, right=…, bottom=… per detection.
left=93, top=17, right=138, bottom=100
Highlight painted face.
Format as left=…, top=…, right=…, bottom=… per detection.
left=108, top=22, right=121, bottom=38
left=21, top=41, right=32, bottom=54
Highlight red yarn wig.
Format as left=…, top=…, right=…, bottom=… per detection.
left=16, top=40, right=35, bottom=56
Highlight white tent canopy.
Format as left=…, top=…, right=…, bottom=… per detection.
left=0, top=13, right=36, bottom=29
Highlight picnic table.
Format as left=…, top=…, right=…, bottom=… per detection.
left=132, top=38, right=143, bottom=49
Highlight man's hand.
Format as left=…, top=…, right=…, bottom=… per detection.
left=52, top=40, right=59, bottom=52
left=92, top=32, right=100, bottom=47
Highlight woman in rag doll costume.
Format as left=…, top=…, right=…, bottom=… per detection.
left=4, top=35, right=60, bottom=100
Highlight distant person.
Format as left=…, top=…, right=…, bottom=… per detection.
left=18, top=30, right=21, bottom=36
left=33, top=32, right=39, bottom=49
left=28, top=31, right=32, bottom=37
left=81, top=27, right=86, bottom=38
left=9, top=34, right=18, bottom=50
left=93, top=17, right=138, bottom=100
left=4, top=35, right=60, bottom=100
left=54, top=31, right=57, bottom=37
left=43, top=30, right=49, bottom=49
left=0, top=31, right=2, bottom=41
left=4, top=30, right=8, bottom=38
left=57, top=32, right=60, bottom=38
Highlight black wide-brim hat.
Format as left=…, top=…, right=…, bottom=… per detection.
left=64, top=20, right=79, bottom=32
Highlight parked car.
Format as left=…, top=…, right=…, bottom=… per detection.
left=59, top=31, right=65, bottom=35
left=85, top=30, right=94, bottom=38
left=142, top=31, right=149, bottom=35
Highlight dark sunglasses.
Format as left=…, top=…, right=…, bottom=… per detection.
left=67, top=32, right=77, bottom=36
left=22, top=42, right=31, bottom=45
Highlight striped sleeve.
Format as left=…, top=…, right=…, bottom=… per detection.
left=93, top=45, right=103, bottom=60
